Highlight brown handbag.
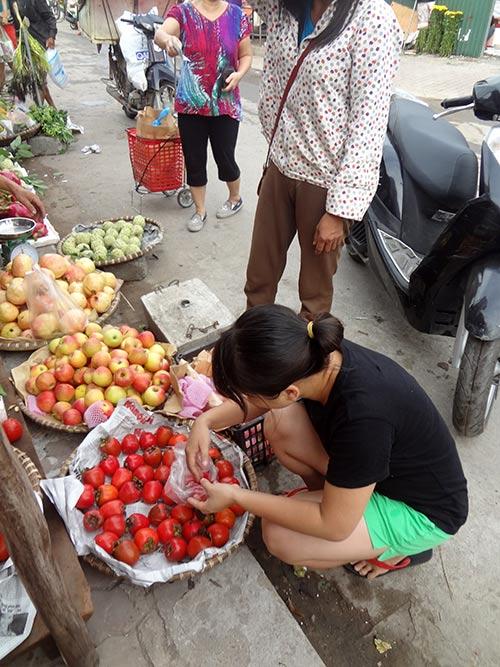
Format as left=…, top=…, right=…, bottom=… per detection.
left=257, top=38, right=319, bottom=196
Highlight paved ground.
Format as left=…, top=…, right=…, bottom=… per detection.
left=6, top=28, right=500, bottom=667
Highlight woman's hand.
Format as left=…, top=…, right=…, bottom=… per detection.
left=188, top=479, right=236, bottom=514
left=186, top=417, right=212, bottom=481
left=0, top=177, right=46, bottom=218
left=223, top=71, right=243, bottom=93
left=313, top=213, right=346, bottom=255
left=157, top=33, right=182, bottom=57
left=46, top=37, right=55, bottom=50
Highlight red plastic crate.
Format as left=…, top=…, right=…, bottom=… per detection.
left=126, top=128, right=184, bottom=193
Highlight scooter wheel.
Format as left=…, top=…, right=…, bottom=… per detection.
left=177, top=188, right=193, bottom=209
left=123, top=105, right=137, bottom=120
left=346, top=243, right=365, bottom=265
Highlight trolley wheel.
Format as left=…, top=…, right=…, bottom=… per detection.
left=177, top=188, right=193, bottom=209
left=163, top=190, right=177, bottom=198
left=123, top=105, right=137, bottom=120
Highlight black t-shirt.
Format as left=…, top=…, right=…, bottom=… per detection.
left=303, top=340, right=468, bottom=535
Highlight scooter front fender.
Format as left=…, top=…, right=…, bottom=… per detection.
left=464, top=254, right=500, bottom=341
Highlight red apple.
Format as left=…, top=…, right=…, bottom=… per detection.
left=73, top=397, right=86, bottom=415
left=91, top=351, right=111, bottom=369
left=152, top=371, right=171, bottom=391
left=63, top=408, right=83, bottom=426
left=121, top=337, right=142, bottom=354
left=160, top=359, right=170, bottom=371
left=36, top=371, right=56, bottom=392
left=110, top=349, right=128, bottom=360
left=104, top=385, right=127, bottom=405
left=114, top=368, right=134, bottom=388
left=25, top=376, right=40, bottom=396
left=138, top=330, right=155, bottom=348
left=54, top=383, right=75, bottom=402
left=57, top=335, right=78, bottom=357
left=52, top=400, right=72, bottom=421
left=36, top=390, right=56, bottom=413
left=109, top=358, right=129, bottom=373
left=92, top=366, right=113, bottom=388
left=120, top=325, right=139, bottom=338
left=73, top=366, right=88, bottom=385
left=144, top=352, right=162, bottom=373
left=128, top=347, right=148, bottom=366
left=142, top=385, right=166, bottom=408
left=132, top=373, right=151, bottom=394
left=82, top=337, right=103, bottom=358
left=69, top=350, right=87, bottom=369
left=54, top=362, right=74, bottom=383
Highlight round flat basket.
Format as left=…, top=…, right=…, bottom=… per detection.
left=12, top=446, right=42, bottom=497
left=19, top=401, right=88, bottom=434
left=0, top=291, right=121, bottom=352
left=57, top=217, right=163, bottom=268
left=59, top=451, right=257, bottom=580
left=0, top=123, right=41, bottom=147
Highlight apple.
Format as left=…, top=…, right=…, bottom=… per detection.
left=73, top=367, right=87, bottom=385
left=54, top=363, right=74, bottom=383
left=160, top=359, right=170, bottom=371
left=83, top=368, right=94, bottom=384
left=17, top=310, right=31, bottom=331
left=65, top=264, right=86, bottom=283
left=84, top=388, right=105, bottom=407
left=114, top=367, right=134, bottom=388
left=52, top=401, right=72, bottom=421
left=93, top=366, right=113, bottom=388
left=142, top=385, right=166, bottom=408
left=57, top=335, right=78, bottom=357
left=153, top=371, right=171, bottom=391
left=129, top=365, right=148, bottom=376
left=54, top=383, right=75, bottom=402
left=83, top=273, right=105, bottom=296
left=104, top=385, right=127, bottom=405
left=73, top=398, right=86, bottom=415
left=68, top=282, right=84, bottom=295
left=63, top=408, right=83, bottom=426
left=75, top=384, right=87, bottom=400
left=30, top=364, right=48, bottom=379
left=120, top=337, right=142, bottom=354
left=74, top=332, right=88, bottom=346
left=85, top=322, right=102, bottom=336
left=0, top=301, right=19, bottom=323
left=102, top=327, right=123, bottom=348
left=126, top=388, right=143, bottom=405
left=149, top=344, right=166, bottom=359
left=102, top=272, right=117, bottom=288
left=82, top=337, right=103, bottom=358
left=75, top=258, right=95, bottom=275
left=120, top=325, right=139, bottom=337
left=144, top=352, right=162, bottom=373
left=1, top=322, right=21, bottom=338
left=128, top=347, right=148, bottom=366
left=110, top=349, right=128, bottom=360
left=89, top=399, right=114, bottom=422
left=48, top=337, right=61, bottom=354
left=44, top=356, right=57, bottom=370
left=132, top=373, right=151, bottom=394
left=69, top=350, right=87, bottom=369
left=109, top=358, right=129, bottom=373
left=36, top=371, right=56, bottom=392
left=36, top=390, right=56, bottom=413
left=138, top=330, right=155, bottom=348
left=25, top=376, right=40, bottom=396
left=91, top=350, right=111, bottom=369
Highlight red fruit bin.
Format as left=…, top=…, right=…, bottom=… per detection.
left=126, top=129, right=184, bottom=193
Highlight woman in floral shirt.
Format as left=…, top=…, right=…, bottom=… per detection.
left=156, top=1, right=252, bottom=232
left=245, top=0, right=401, bottom=316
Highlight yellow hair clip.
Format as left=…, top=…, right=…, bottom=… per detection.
left=307, top=321, right=314, bottom=339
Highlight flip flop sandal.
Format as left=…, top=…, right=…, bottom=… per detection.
left=344, top=549, right=433, bottom=578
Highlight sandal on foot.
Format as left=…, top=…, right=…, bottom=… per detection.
left=344, top=549, right=433, bottom=578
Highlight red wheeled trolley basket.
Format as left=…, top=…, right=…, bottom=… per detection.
left=126, top=128, right=193, bottom=208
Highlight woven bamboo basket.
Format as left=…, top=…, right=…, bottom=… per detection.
left=60, top=451, right=257, bottom=581
left=18, top=401, right=89, bottom=433
left=13, top=446, right=42, bottom=497
left=0, top=290, right=121, bottom=352
left=57, top=218, right=163, bottom=268
left=0, top=123, right=41, bottom=147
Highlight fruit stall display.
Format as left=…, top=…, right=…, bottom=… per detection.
left=41, top=401, right=256, bottom=586
left=58, top=216, right=163, bottom=267
left=11, top=325, right=174, bottom=431
left=0, top=254, right=121, bottom=350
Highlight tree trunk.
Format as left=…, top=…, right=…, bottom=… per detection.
left=0, top=428, right=98, bottom=666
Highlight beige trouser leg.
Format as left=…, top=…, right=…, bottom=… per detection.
left=245, top=163, right=339, bottom=316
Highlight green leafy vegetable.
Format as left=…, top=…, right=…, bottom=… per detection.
left=29, top=105, right=73, bottom=144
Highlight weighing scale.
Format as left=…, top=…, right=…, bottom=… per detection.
left=0, top=217, right=38, bottom=267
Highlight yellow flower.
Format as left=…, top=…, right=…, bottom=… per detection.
left=433, top=5, right=449, bottom=12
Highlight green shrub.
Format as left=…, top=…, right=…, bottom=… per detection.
left=439, top=10, right=464, bottom=57
left=426, top=5, right=448, bottom=54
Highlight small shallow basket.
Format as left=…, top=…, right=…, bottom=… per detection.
left=0, top=123, right=41, bottom=147
left=59, top=451, right=258, bottom=580
left=57, top=217, right=163, bottom=269
left=18, top=401, right=89, bottom=433
left=0, top=290, right=121, bottom=352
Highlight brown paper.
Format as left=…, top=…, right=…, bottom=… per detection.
left=162, top=358, right=222, bottom=420
left=136, top=106, right=179, bottom=140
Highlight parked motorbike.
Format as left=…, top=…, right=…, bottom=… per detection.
left=347, top=76, right=500, bottom=437
left=105, top=13, right=175, bottom=118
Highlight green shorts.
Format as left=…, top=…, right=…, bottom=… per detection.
left=364, top=492, right=452, bottom=561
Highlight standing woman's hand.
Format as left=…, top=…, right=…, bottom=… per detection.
left=46, top=37, right=55, bottom=49
left=223, top=71, right=243, bottom=92
left=313, top=213, right=346, bottom=255
left=156, top=32, right=182, bottom=57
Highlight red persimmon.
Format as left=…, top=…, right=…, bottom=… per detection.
left=142, top=480, right=163, bottom=504
left=83, top=509, right=103, bottom=532
left=162, top=449, right=175, bottom=466
left=119, top=480, right=142, bottom=504
left=96, top=484, right=119, bottom=506
left=134, top=527, right=159, bottom=554
left=207, top=523, right=230, bottom=547
left=187, top=535, right=211, bottom=559
left=216, top=460, right=234, bottom=480
left=161, top=488, right=176, bottom=505
left=215, top=509, right=236, bottom=529
left=114, top=539, right=140, bottom=565
left=100, top=499, right=125, bottom=520
left=220, top=476, right=240, bottom=486
left=121, top=434, right=140, bottom=455
left=95, top=531, right=119, bottom=554
left=168, top=433, right=188, bottom=446
left=133, top=465, right=155, bottom=487
left=82, top=466, right=105, bottom=489
left=139, top=431, right=157, bottom=451
left=99, top=455, right=119, bottom=477
left=124, top=454, right=144, bottom=471
left=154, top=464, right=170, bottom=483
left=143, top=446, right=162, bottom=468
left=76, top=483, right=95, bottom=510
left=100, top=436, right=121, bottom=457
left=155, top=426, right=173, bottom=448
left=182, top=518, right=203, bottom=542
left=2, top=417, right=23, bottom=443
left=171, top=504, right=194, bottom=525
left=111, top=467, right=133, bottom=489
left=164, top=537, right=187, bottom=562
left=126, top=513, right=150, bottom=536
left=208, top=447, right=222, bottom=461
left=148, top=503, right=170, bottom=526
left=103, top=514, right=126, bottom=537
left=157, top=518, right=182, bottom=543
left=229, top=503, right=245, bottom=517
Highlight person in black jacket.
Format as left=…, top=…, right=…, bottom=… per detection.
left=13, top=0, right=57, bottom=106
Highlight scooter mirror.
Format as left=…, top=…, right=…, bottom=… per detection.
left=473, top=75, right=500, bottom=121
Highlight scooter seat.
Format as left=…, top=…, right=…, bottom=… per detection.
left=388, top=97, right=478, bottom=211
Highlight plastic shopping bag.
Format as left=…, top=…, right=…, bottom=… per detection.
left=164, top=443, right=217, bottom=504
left=25, top=266, right=87, bottom=338
left=117, top=12, right=149, bottom=92
left=0, top=26, right=14, bottom=63
left=46, top=48, right=69, bottom=88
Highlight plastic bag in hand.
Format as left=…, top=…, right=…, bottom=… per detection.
left=164, top=443, right=217, bottom=504
left=25, top=266, right=88, bottom=338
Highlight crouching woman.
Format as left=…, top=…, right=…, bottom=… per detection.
left=186, top=305, right=468, bottom=579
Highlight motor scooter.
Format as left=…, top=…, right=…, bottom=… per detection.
left=105, top=13, right=175, bottom=118
left=347, top=76, right=500, bottom=437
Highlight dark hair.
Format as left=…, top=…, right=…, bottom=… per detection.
left=212, top=304, right=344, bottom=411
left=280, top=0, right=361, bottom=49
